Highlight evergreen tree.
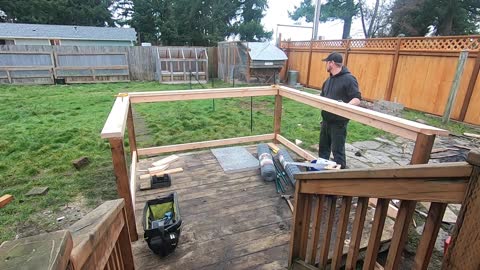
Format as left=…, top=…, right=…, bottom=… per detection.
left=130, top=0, right=271, bottom=45
left=0, top=0, right=115, bottom=26
left=389, top=0, right=480, bottom=36
left=289, top=0, right=359, bottom=39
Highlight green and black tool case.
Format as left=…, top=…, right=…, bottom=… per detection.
left=142, top=192, right=182, bottom=256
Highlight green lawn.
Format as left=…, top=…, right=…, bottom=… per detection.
left=0, top=81, right=388, bottom=242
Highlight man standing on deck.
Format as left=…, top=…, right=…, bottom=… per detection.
left=319, top=52, right=361, bottom=169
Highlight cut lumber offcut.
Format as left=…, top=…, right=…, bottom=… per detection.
left=147, top=164, right=169, bottom=174
left=0, top=194, right=13, bottom=208
left=369, top=198, right=398, bottom=220
left=431, top=148, right=456, bottom=154
left=454, top=144, right=471, bottom=150
left=267, top=143, right=280, bottom=154
left=139, top=168, right=184, bottom=180
left=152, top=154, right=179, bottom=167
left=463, top=132, right=480, bottom=139
left=140, top=182, right=151, bottom=191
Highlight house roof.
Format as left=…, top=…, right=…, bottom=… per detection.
left=242, top=42, right=288, bottom=61
left=0, top=23, right=137, bottom=41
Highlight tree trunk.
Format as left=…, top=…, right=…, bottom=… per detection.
left=342, top=16, right=353, bottom=39
left=367, top=0, right=380, bottom=37
left=437, top=0, right=455, bottom=35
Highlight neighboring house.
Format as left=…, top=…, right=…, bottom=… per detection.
left=0, top=23, right=137, bottom=46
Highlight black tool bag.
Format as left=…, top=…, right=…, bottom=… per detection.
left=142, top=192, right=182, bottom=256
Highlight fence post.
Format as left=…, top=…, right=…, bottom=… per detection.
left=459, top=51, right=480, bottom=122
left=108, top=138, right=138, bottom=241
left=306, top=40, right=314, bottom=87
left=442, top=150, right=480, bottom=269
left=443, top=50, right=468, bottom=124
left=344, top=39, right=351, bottom=66
left=385, top=37, right=402, bottom=101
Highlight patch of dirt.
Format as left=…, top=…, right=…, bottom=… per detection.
left=15, top=196, right=92, bottom=239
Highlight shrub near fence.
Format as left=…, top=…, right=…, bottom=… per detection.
left=280, top=36, right=480, bottom=125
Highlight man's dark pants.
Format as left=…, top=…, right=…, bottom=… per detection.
left=318, top=121, right=347, bottom=169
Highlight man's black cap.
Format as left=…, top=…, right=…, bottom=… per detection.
left=322, top=52, right=343, bottom=63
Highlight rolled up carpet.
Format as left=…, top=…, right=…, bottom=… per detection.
left=257, top=143, right=276, bottom=182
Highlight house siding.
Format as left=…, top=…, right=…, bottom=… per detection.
left=14, top=38, right=50, bottom=45
left=59, top=39, right=133, bottom=46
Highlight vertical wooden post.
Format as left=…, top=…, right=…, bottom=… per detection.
left=108, top=138, right=138, bottom=241
left=288, top=180, right=307, bottom=266
left=118, top=208, right=135, bottom=270
left=414, top=202, right=447, bottom=270
left=344, top=39, right=351, bottom=66
left=443, top=51, right=468, bottom=124
left=306, top=40, right=314, bottom=87
left=273, top=94, right=282, bottom=143
left=459, top=52, right=480, bottom=122
left=442, top=150, right=480, bottom=270
left=126, top=104, right=138, bottom=161
left=385, top=133, right=435, bottom=269
left=385, top=38, right=402, bottom=101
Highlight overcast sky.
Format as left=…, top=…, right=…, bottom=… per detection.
left=262, top=0, right=370, bottom=42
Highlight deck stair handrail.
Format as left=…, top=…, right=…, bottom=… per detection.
left=289, top=150, right=480, bottom=270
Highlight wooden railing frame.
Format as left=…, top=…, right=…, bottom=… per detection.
left=100, top=85, right=448, bottom=246
left=69, top=199, right=134, bottom=270
left=0, top=199, right=135, bottom=269
left=289, top=151, right=480, bottom=270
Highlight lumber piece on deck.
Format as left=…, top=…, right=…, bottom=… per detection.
left=139, top=168, right=184, bottom=180
left=369, top=198, right=398, bottom=219
left=463, top=132, right=480, bottom=139
left=152, top=154, right=179, bottom=167
left=0, top=194, right=13, bottom=208
left=147, top=164, right=170, bottom=174
left=268, top=143, right=280, bottom=154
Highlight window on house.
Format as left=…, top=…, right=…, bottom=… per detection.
left=0, top=39, right=15, bottom=45
left=50, top=39, right=60, bottom=45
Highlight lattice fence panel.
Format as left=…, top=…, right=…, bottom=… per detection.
left=349, top=39, right=398, bottom=50
left=400, top=37, right=480, bottom=52
left=312, top=40, right=347, bottom=50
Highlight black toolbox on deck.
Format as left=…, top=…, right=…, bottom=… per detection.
left=142, top=192, right=182, bottom=256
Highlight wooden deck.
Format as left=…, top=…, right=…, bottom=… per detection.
left=132, top=146, right=293, bottom=270
left=131, top=145, right=395, bottom=270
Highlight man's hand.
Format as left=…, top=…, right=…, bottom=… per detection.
left=348, top=98, right=361, bottom=106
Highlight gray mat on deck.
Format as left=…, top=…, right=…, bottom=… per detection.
left=211, top=146, right=259, bottom=173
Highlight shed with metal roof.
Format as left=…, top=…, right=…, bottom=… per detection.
left=218, top=41, right=288, bottom=84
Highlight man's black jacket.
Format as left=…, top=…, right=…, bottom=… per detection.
left=320, top=66, right=362, bottom=124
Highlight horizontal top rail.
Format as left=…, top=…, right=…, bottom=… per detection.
left=129, top=86, right=278, bottom=103
left=295, top=162, right=472, bottom=203
left=296, top=162, right=472, bottom=180
left=100, top=96, right=130, bottom=139
left=279, top=86, right=449, bottom=140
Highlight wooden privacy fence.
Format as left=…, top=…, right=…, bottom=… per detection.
left=290, top=151, right=480, bottom=270
left=0, top=199, right=134, bottom=270
left=280, top=36, right=480, bottom=125
left=0, top=45, right=218, bottom=84
left=54, top=52, right=130, bottom=83
left=0, top=51, right=55, bottom=84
